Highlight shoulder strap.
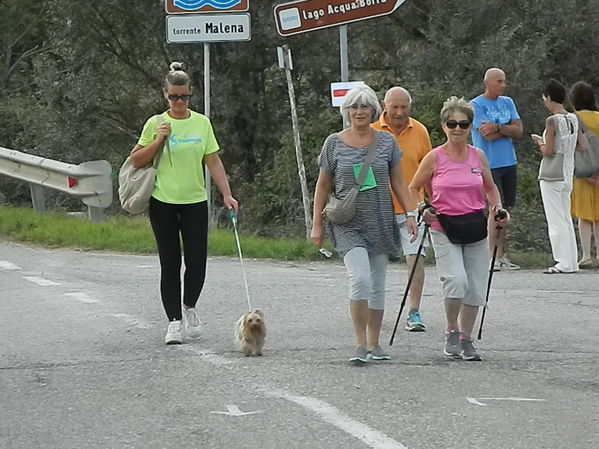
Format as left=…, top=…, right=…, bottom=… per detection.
left=152, top=115, right=167, bottom=169
left=354, top=132, right=379, bottom=187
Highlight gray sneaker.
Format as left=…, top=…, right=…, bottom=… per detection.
left=348, top=346, right=369, bottom=363
left=443, top=330, right=461, bottom=357
left=368, top=345, right=391, bottom=361
left=461, top=339, right=482, bottom=361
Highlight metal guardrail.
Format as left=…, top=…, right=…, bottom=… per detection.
left=0, top=146, right=113, bottom=222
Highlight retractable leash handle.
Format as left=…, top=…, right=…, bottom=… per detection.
left=229, top=209, right=238, bottom=226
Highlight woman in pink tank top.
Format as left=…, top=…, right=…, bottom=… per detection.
left=409, top=96, right=509, bottom=361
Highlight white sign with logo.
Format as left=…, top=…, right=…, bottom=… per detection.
left=166, top=13, right=251, bottom=43
left=330, top=81, right=365, bottom=107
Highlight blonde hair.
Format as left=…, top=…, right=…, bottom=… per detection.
left=164, top=61, right=191, bottom=89
left=440, top=96, right=473, bottom=123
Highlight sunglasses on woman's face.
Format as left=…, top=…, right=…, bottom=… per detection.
left=445, top=120, right=471, bottom=129
left=167, top=94, right=192, bottom=101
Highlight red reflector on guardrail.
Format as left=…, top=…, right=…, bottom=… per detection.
left=67, top=177, right=77, bottom=188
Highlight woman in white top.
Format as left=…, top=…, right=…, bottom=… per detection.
left=532, top=79, right=579, bottom=273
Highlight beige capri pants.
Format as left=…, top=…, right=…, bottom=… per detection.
left=430, top=229, right=489, bottom=307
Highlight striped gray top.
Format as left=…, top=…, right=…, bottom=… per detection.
left=318, top=131, right=402, bottom=257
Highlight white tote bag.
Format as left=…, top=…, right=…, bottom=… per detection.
left=118, top=116, right=168, bottom=214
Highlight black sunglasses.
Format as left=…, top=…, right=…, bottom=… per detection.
left=167, top=94, right=192, bottom=101
left=445, top=120, right=471, bottom=129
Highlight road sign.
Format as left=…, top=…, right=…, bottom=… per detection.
left=274, top=0, right=407, bottom=36
left=166, top=13, right=251, bottom=43
left=165, top=0, right=249, bottom=14
left=330, top=81, right=365, bottom=107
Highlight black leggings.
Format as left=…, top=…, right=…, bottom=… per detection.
left=149, top=197, right=208, bottom=321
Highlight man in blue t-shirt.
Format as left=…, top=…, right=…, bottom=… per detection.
left=471, top=68, right=523, bottom=270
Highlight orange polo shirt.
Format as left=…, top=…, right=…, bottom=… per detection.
left=372, top=114, right=432, bottom=213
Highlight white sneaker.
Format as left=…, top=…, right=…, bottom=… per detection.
left=183, top=307, right=201, bottom=339
left=165, top=320, right=182, bottom=345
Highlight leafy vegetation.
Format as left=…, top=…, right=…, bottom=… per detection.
left=0, top=206, right=327, bottom=260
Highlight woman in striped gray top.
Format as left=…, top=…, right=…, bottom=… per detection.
left=311, top=85, right=418, bottom=363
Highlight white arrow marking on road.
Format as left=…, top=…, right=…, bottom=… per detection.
left=108, top=313, right=151, bottom=329
left=265, top=388, right=408, bottom=449
left=178, top=345, right=234, bottom=365
left=467, top=397, right=547, bottom=406
left=22, top=276, right=60, bottom=286
left=0, top=261, right=22, bottom=270
left=211, top=405, right=263, bottom=417
left=64, top=292, right=98, bottom=304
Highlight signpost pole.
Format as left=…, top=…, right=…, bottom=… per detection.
left=339, top=25, right=349, bottom=82
left=281, top=45, right=312, bottom=239
left=339, top=24, right=350, bottom=128
left=204, top=42, right=215, bottom=227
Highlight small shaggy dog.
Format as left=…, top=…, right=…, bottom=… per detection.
left=234, top=309, right=266, bottom=356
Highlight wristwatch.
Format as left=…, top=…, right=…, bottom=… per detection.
left=406, top=210, right=418, bottom=218
left=496, top=124, right=502, bottom=133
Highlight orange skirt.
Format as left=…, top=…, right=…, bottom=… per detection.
left=571, top=177, right=599, bottom=221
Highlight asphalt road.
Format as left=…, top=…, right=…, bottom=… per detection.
left=1, top=241, right=598, bottom=449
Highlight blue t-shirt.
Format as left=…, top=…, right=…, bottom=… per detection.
left=471, top=95, right=521, bottom=169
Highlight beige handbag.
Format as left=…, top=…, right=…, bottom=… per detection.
left=118, top=116, right=168, bottom=214
left=538, top=152, right=565, bottom=181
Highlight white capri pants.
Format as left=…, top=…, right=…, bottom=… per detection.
left=539, top=180, right=578, bottom=272
left=430, top=229, right=489, bottom=307
left=343, top=247, right=388, bottom=310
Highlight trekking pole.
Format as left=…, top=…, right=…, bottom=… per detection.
left=477, top=209, right=507, bottom=340
left=229, top=210, right=252, bottom=312
left=389, top=218, right=431, bottom=346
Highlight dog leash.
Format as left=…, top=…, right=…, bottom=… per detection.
left=229, top=210, right=252, bottom=312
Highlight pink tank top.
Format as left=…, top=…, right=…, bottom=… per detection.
left=430, top=145, right=485, bottom=232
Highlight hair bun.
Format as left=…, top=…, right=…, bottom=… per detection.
left=170, top=61, right=184, bottom=72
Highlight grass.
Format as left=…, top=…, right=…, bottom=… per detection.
left=0, top=206, right=326, bottom=260
left=0, top=206, right=552, bottom=266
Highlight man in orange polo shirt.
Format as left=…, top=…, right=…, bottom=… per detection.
left=372, top=86, right=432, bottom=331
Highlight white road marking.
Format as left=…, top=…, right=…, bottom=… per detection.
left=108, top=313, right=151, bottom=329
left=178, top=345, right=234, bottom=365
left=210, top=404, right=263, bottom=417
left=159, top=334, right=405, bottom=448
left=0, top=261, right=22, bottom=270
left=264, top=388, right=408, bottom=449
left=467, top=397, right=547, bottom=406
left=466, top=397, right=487, bottom=406
left=22, top=276, right=60, bottom=286
left=64, top=292, right=98, bottom=304
left=541, top=290, right=587, bottom=294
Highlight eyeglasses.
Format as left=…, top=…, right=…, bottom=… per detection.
left=167, top=94, right=192, bottom=101
left=445, top=120, right=471, bottom=129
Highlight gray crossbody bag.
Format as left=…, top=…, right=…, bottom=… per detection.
left=324, top=132, right=379, bottom=224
